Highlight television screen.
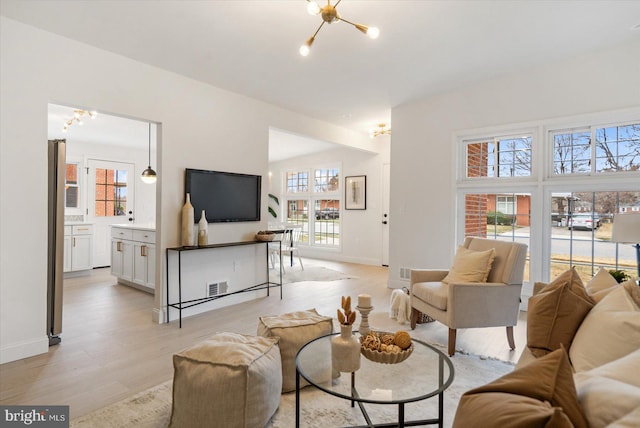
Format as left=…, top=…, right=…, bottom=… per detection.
left=185, top=168, right=261, bottom=223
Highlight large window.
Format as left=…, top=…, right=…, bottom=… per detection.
left=457, top=113, right=640, bottom=293
left=284, top=166, right=341, bottom=248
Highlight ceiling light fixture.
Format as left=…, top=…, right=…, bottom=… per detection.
left=141, top=123, right=157, bottom=184
left=369, top=123, right=391, bottom=138
left=300, top=0, right=379, bottom=56
left=62, top=109, right=97, bottom=132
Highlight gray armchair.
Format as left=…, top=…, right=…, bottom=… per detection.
left=410, top=237, right=528, bottom=356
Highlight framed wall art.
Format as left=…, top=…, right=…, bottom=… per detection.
left=345, top=175, right=366, bottom=210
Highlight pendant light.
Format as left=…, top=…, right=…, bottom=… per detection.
left=141, top=123, right=157, bottom=184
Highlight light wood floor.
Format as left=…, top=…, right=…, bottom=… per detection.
left=0, top=258, right=526, bottom=419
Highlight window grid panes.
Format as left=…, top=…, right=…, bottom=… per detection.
left=286, top=200, right=309, bottom=244
left=552, top=122, right=640, bottom=175
left=464, top=193, right=531, bottom=282
left=286, top=171, right=308, bottom=193
left=552, top=130, right=591, bottom=174
left=65, top=163, right=79, bottom=209
left=95, top=168, right=127, bottom=217
left=314, top=199, right=340, bottom=245
left=550, top=191, right=639, bottom=280
left=314, top=168, right=340, bottom=193
left=466, top=136, right=532, bottom=178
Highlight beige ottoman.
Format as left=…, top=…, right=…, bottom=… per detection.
left=169, top=332, right=282, bottom=428
left=257, top=308, right=333, bottom=392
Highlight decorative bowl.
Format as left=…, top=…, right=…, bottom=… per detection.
left=359, top=331, right=414, bottom=364
left=255, top=231, right=275, bottom=241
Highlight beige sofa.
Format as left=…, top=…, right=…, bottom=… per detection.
left=453, top=267, right=640, bottom=428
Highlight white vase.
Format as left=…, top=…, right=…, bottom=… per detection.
left=331, top=324, right=361, bottom=373
left=181, top=193, right=194, bottom=247
left=198, top=210, right=208, bottom=246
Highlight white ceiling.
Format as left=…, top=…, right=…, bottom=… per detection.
left=5, top=1, right=640, bottom=152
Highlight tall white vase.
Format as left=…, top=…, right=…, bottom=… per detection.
left=181, top=193, right=194, bottom=247
left=331, top=324, right=361, bottom=373
left=198, top=210, right=208, bottom=246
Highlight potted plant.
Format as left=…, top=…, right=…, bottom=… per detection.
left=608, top=269, right=630, bottom=284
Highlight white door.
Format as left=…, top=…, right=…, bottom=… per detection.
left=87, top=159, right=135, bottom=267
left=382, top=163, right=390, bottom=266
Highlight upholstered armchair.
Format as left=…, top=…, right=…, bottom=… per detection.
left=410, top=237, right=528, bottom=356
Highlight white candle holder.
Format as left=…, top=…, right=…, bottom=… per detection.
left=356, top=305, right=373, bottom=336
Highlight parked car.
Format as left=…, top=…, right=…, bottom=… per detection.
left=315, top=208, right=340, bottom=220
left=568, top=213, right=601, bottom=230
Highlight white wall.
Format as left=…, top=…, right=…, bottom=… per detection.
left=387, top=38, right=640, bottom=289
left=0, top=17, right=374, bottom=363
left=268, top=141, right=391, bottom=266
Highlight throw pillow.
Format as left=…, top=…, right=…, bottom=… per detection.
left=574, top=349, right=640, bottom=428
left=453, top=348, right=588, bottom=428
left=441, top=246, right=496, bottom=284
left=527, top=267, right=595, bottom=357
left=586, top=267, right=620, bottom=302
left=569, top=281, right=640, bottom=372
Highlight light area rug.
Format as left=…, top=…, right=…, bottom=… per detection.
left=70, top=350, right=513, bottom=428
left=270, top=266, right=356, bottom=285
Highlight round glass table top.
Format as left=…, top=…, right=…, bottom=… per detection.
left=296, top=332, right=455, bottom=404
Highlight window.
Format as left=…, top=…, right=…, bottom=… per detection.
left=286, top=171, right=308, bottom=193
left=94, top=168, right=128, bottom=217
left=463, top=193, right=531, bottom=282
left=456, top=112, right=640, bottom=294
left=552, top=122, right=640, bottom=175
left=550, top=191, right=639, bottom=280
left=466, top=135, right=532, bottom=178
left=65, top=162, right=80, bottom=209
left=283, top=166, right=340, bottom=248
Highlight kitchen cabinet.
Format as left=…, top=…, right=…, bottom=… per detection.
left=64, top=224, right=93, bottom=273
left=111, top=225, right=155, bottom=293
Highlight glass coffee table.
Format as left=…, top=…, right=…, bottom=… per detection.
left=295, top=332, right=454, bottom=428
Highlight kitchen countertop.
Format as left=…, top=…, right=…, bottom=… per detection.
left=110, top=223, right=156, bottom=232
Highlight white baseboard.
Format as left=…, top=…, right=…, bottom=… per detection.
left=0, top=335, right=49, bottom=364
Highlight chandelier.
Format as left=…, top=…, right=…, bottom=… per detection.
left=369, top=123, right=391, bottom=138
left=300, top=0, right=380, bottom=56
left=62, top=109, right=97, bottom=132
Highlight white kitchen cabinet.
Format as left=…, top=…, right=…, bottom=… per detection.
left=111, top=226, right=155, bottom=294
left=64, top=224, right=93, bottom=273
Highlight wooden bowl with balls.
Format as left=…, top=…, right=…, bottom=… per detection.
left=359, top=330, right=414, bottom=364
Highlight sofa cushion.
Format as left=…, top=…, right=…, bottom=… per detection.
left=442, top=246, right=496, bottom=284
left=569, top=280, right=640, bottom=372
left=526, top=267, right=594, bottom=358
left=411, top=281, right=449, bottom=311
left=453, top=347, right=588, bottom=428
left=586, top=267, right=620, bottom=302
left=574, top=349, right=640, bottom=428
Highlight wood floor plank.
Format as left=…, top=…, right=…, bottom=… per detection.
left=0, top=258, right=526, bottom=418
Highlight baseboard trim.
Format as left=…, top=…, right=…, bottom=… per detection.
left=0, top=335, right=49, bottom=364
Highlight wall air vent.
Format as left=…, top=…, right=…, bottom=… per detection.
left=207, top=280, right=229, bottom=297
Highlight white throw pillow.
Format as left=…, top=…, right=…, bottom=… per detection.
left=586, top=267, right=620, bottom=302
left=574, top=349, right=640, bottom=428
left=569, top=283, right=640, bottom=372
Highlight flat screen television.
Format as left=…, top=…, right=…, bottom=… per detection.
left=185, top=168, right=261, bottom=223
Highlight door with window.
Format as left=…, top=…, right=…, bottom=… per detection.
left=87, top=159, right=135, bottom=267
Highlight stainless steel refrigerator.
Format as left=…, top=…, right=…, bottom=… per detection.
left=47, top=139, right=65, bottom=345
